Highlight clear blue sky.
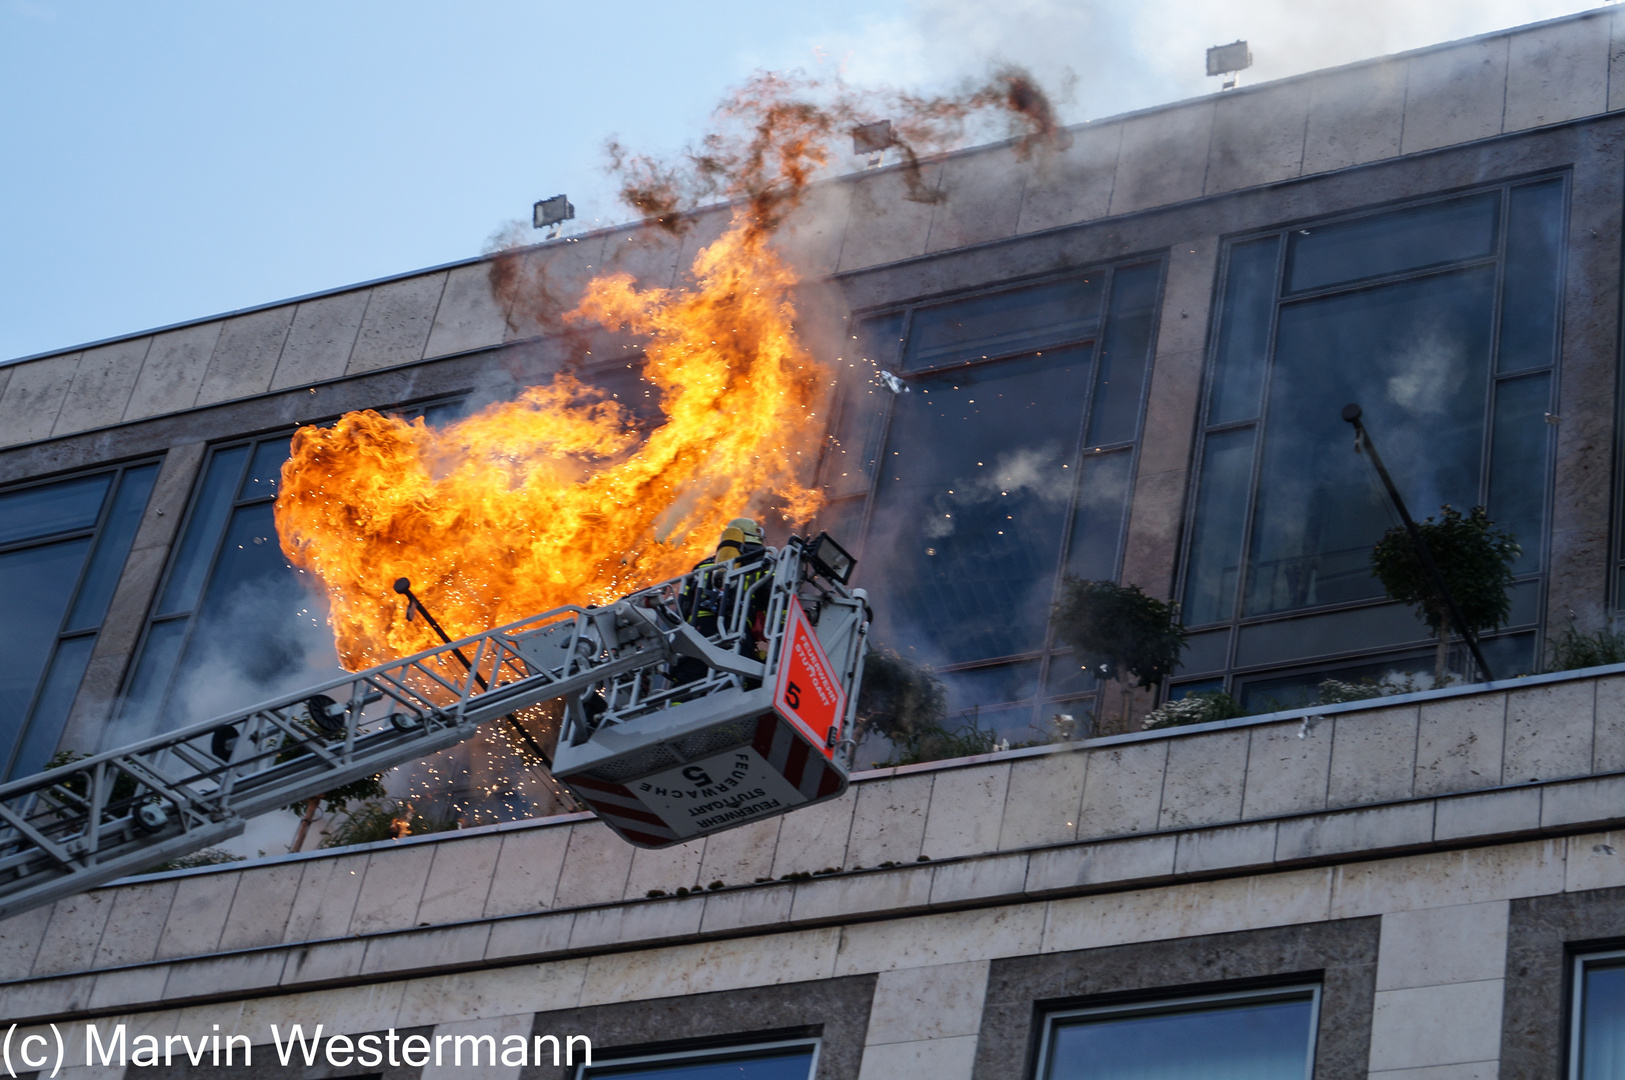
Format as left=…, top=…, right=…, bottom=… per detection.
left=0, top=0, right=1592, bottom=363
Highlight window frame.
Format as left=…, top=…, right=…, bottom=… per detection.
left=0, top=456, right=162, bottom=778
left=115, top=394, right=470, bottom=738
left=1032, top=983, right=1321, bottom=1080
left=115, top=428, right=302, bottom=736
left=1172, top=174, right=1568, bottom=704
left=832, top=258, right=1165, bottom=736
left=575, top=1035, right=820, bottom=1079
left=1569, top=946, right=1625, bottom=1078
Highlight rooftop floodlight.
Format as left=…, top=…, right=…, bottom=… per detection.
left=533, top=194, right=575, bottom=235
left=806, top=531, right=856, bottom=585
left=852, top=120, right=894, bottom=167
left=1206, top=40, right=1252, bottom=90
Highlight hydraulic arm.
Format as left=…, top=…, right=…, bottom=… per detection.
left=0, top=534, right=867, bottom=920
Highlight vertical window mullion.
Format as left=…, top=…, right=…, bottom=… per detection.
left=1039, top=268, right=1114, bottom=709
left=1229, top=235, right=1290, bottom=648
left=850, top=306, right=911, bottom=568
left=0, top=460, right=162, bottom=779
left=116, top=443, right=256, bottom=738
left=1481, top=185, right=1514, bottom=509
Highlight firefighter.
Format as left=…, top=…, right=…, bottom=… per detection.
left=673, top=517, right=769, bottom=687
left=721, top=517, right=766, bottom=561
left=718, top=518, right=773, bottom=660
left=683, top=518, right=763, bottom=628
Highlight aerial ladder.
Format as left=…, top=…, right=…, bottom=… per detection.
left=0, top=533, right=868, bottom=920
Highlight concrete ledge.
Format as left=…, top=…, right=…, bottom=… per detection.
left=10, top=663, right=1623, bottom=991
left=8, top=766, right=1625, bottom=1024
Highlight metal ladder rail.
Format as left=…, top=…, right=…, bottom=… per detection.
left=0, top=541, right=831, bottom=919
left=0, top=601, right=664, bottom=919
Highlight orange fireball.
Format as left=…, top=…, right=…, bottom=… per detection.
left=274, top=216, right=827, bottom=670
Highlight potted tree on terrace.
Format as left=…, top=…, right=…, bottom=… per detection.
left=1369, top=504, right=1519, bottom=687
left=1051, top=579, right=1188, bottom=734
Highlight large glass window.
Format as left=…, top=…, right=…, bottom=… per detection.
left=580, top=1039, right=817, bottom=1079
left=1574, top=950, right=1625, bottom=1079
left=114, top=398, right=470, bottom=747
left=1036, top=986, right=1319, bottom=1080
left=1177, top=177, right=1565, bottom=709
left=111, top=396, right=573, bottom=831
left=113, top=432, right=342, bottom=746
left=0, top=461, right=159, bottom=780
left=828, top=261, right=1161, bottom=742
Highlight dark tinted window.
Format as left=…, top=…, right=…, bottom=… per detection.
left=117, top=436, right=341, bottom=744
left=904, top=275, right=1103, bottom=371
left=0, top=462, right=158, bottom=778
left=1042, top=993, right=1316, bottom=1080
left=1179, top=178, right=1563, bottom=696
left=855, top=261, right=1161, bottom=742
left=1245, top=267, right=1495, bottom=616
left=867, top=347, right=1093, bottom=665
left=586, top=1045, right=815, bottom=1079
left=1578, top=957, right=1625, bottom=1079
left=1285, top=192, right=1497, bottom=293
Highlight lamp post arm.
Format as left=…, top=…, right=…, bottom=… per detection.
left=1340, top=403, right=1495, bottom=682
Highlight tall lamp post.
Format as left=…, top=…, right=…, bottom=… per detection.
left=1341, top=402, right=1496, bottom=682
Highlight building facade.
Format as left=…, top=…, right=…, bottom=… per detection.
left=5, top=7, right=1625, bottom=1076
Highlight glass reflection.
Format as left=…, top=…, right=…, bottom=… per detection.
left=66, top=462, right=158, bottom=632
left=1087, top=262, right=1160, bottom=447
left=1285, top=192, right=1497, bottom=293
left=1181, top=428, right=1256, bottom=626
left=1498, top=179, right=1565, bottom=374
left=1065, top=450, right=1133, bottom=582
left=1208, top=237, right=1280, bottom=425
left=0, top=540, right=92, bottom=764
left=0, top=473, right=110, bottom=546
left=1488, top=372, right=1552, bottom=575
left=162, top=501, right=341, bottom=726
left=1245, top=267, right=1495, bottom=617
left=1581, top=962, right=1625, bottom=1080
left=1044, top=996, right=1314, bottom=1080
left=588, top=1048, right=815, bottom=1080
left=866, top=347, right=1092, bottom=665
left=905, top=276, right=1103, bottom=371
left=158, top=444, right=248, bottom=616
left=121, top=439, right=340, bottom=739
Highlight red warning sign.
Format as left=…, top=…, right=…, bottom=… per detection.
left=773, top=596, right=846, bottom=759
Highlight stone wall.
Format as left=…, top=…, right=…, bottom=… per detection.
left=5, top=667, right=1625, bottom=1076
left=4, top=8, right=1622, bottom=448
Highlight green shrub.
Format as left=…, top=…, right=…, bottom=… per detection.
left=1051, top=579, right=1186, bottom=690
left=1370, top=505, right=1518, bottom=682
left=319, top=799, right=459, bottom=849
left=1143, top=690, right=1242, bottom=730
left=1546, top=622, right=1625, bottom=672
left=1316, top=673, right=1429, bottom=704
left=139, top=847, right=245, bottom=875
left=875, top=719, right=1001, bottom=767
left=855, top=644, right=948, bottom=749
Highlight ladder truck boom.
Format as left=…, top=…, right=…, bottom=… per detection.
left=0, top=534, right=867, bottom=921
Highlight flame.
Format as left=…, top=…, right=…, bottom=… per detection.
left=276, top=64, right=1065, bottom=673
left=275, top=215, right=825, bottom=670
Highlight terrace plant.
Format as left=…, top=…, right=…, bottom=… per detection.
left=1051, top=579, right=1187, bottom=689
left=320, top=799, right=458, bottom=849
left=1052, top=578, right=1187, bottom=732
left=1369, top=505, right=1518, bottom=686
left=1545, top=620, right=1625, bottom=672
left=854, top=645, right=949, bottom=761
left=1142, top=689, right=1242, bottom=731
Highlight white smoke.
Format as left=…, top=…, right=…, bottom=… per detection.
left=1387, top=331, right=1469, bottom=416
left=783, top=0, right=1599, bottom=124
left=921, top=444, right=1073, bottom=540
